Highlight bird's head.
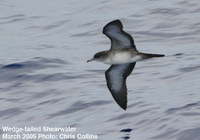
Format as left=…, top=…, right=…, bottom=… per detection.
left=87, top=51, right=107, bottom=63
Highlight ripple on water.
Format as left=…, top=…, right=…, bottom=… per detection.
left=177, top=127, right=200, bottom=140
left=48, top=100, right=111, bottom=118
left=165, top=102, right=199, bottom=115
left=0, top=108, right=24, bottom=119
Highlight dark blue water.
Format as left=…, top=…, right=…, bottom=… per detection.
left=0, top=1, right=200, bottom=140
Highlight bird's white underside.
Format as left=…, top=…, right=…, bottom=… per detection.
left=103, top=53, right=142, bottom=65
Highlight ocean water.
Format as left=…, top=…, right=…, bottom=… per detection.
left=0, top=0, right=200, bottom=140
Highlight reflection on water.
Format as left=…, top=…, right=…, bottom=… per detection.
left=121, top=129, right=132, bottom=140
left=0, top=0, right=200, bottom=140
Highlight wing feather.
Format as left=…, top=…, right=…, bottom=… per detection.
left=105, top=63, right=136, bottom=110
left=103, top=20, right=137, bottom=50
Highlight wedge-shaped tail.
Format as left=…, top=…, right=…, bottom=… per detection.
left=140, top=53, right=165, bottom=59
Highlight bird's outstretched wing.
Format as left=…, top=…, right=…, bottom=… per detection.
left=103, top=20, right=137, bottom=50
left=105, top=62, right=136, bottom=110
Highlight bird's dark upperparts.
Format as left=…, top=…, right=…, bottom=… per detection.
left=87, top=19, right=164, bottom=110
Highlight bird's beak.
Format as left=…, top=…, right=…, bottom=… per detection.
left=87, top=58, right=95, bottom=63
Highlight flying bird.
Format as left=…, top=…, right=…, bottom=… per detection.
left=87, top=20, right=164, bottom=110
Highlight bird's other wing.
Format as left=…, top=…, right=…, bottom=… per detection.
left=105, top=62, right=136, bottom=110
left=103, top=20, right=137, bottom=50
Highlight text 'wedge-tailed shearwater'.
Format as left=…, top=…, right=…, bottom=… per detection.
left=87, top=19, right=164, bottom=110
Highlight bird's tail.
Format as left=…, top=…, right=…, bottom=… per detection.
left=140, top=53, right=165, bottom=59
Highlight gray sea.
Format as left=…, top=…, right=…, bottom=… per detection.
left=0, top=0, right=200, bottom=140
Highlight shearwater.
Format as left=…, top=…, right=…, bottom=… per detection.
left=87, top=19, right=164, bottom=110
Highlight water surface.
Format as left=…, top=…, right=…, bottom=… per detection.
left=0, top=0, right=200, bottom=140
